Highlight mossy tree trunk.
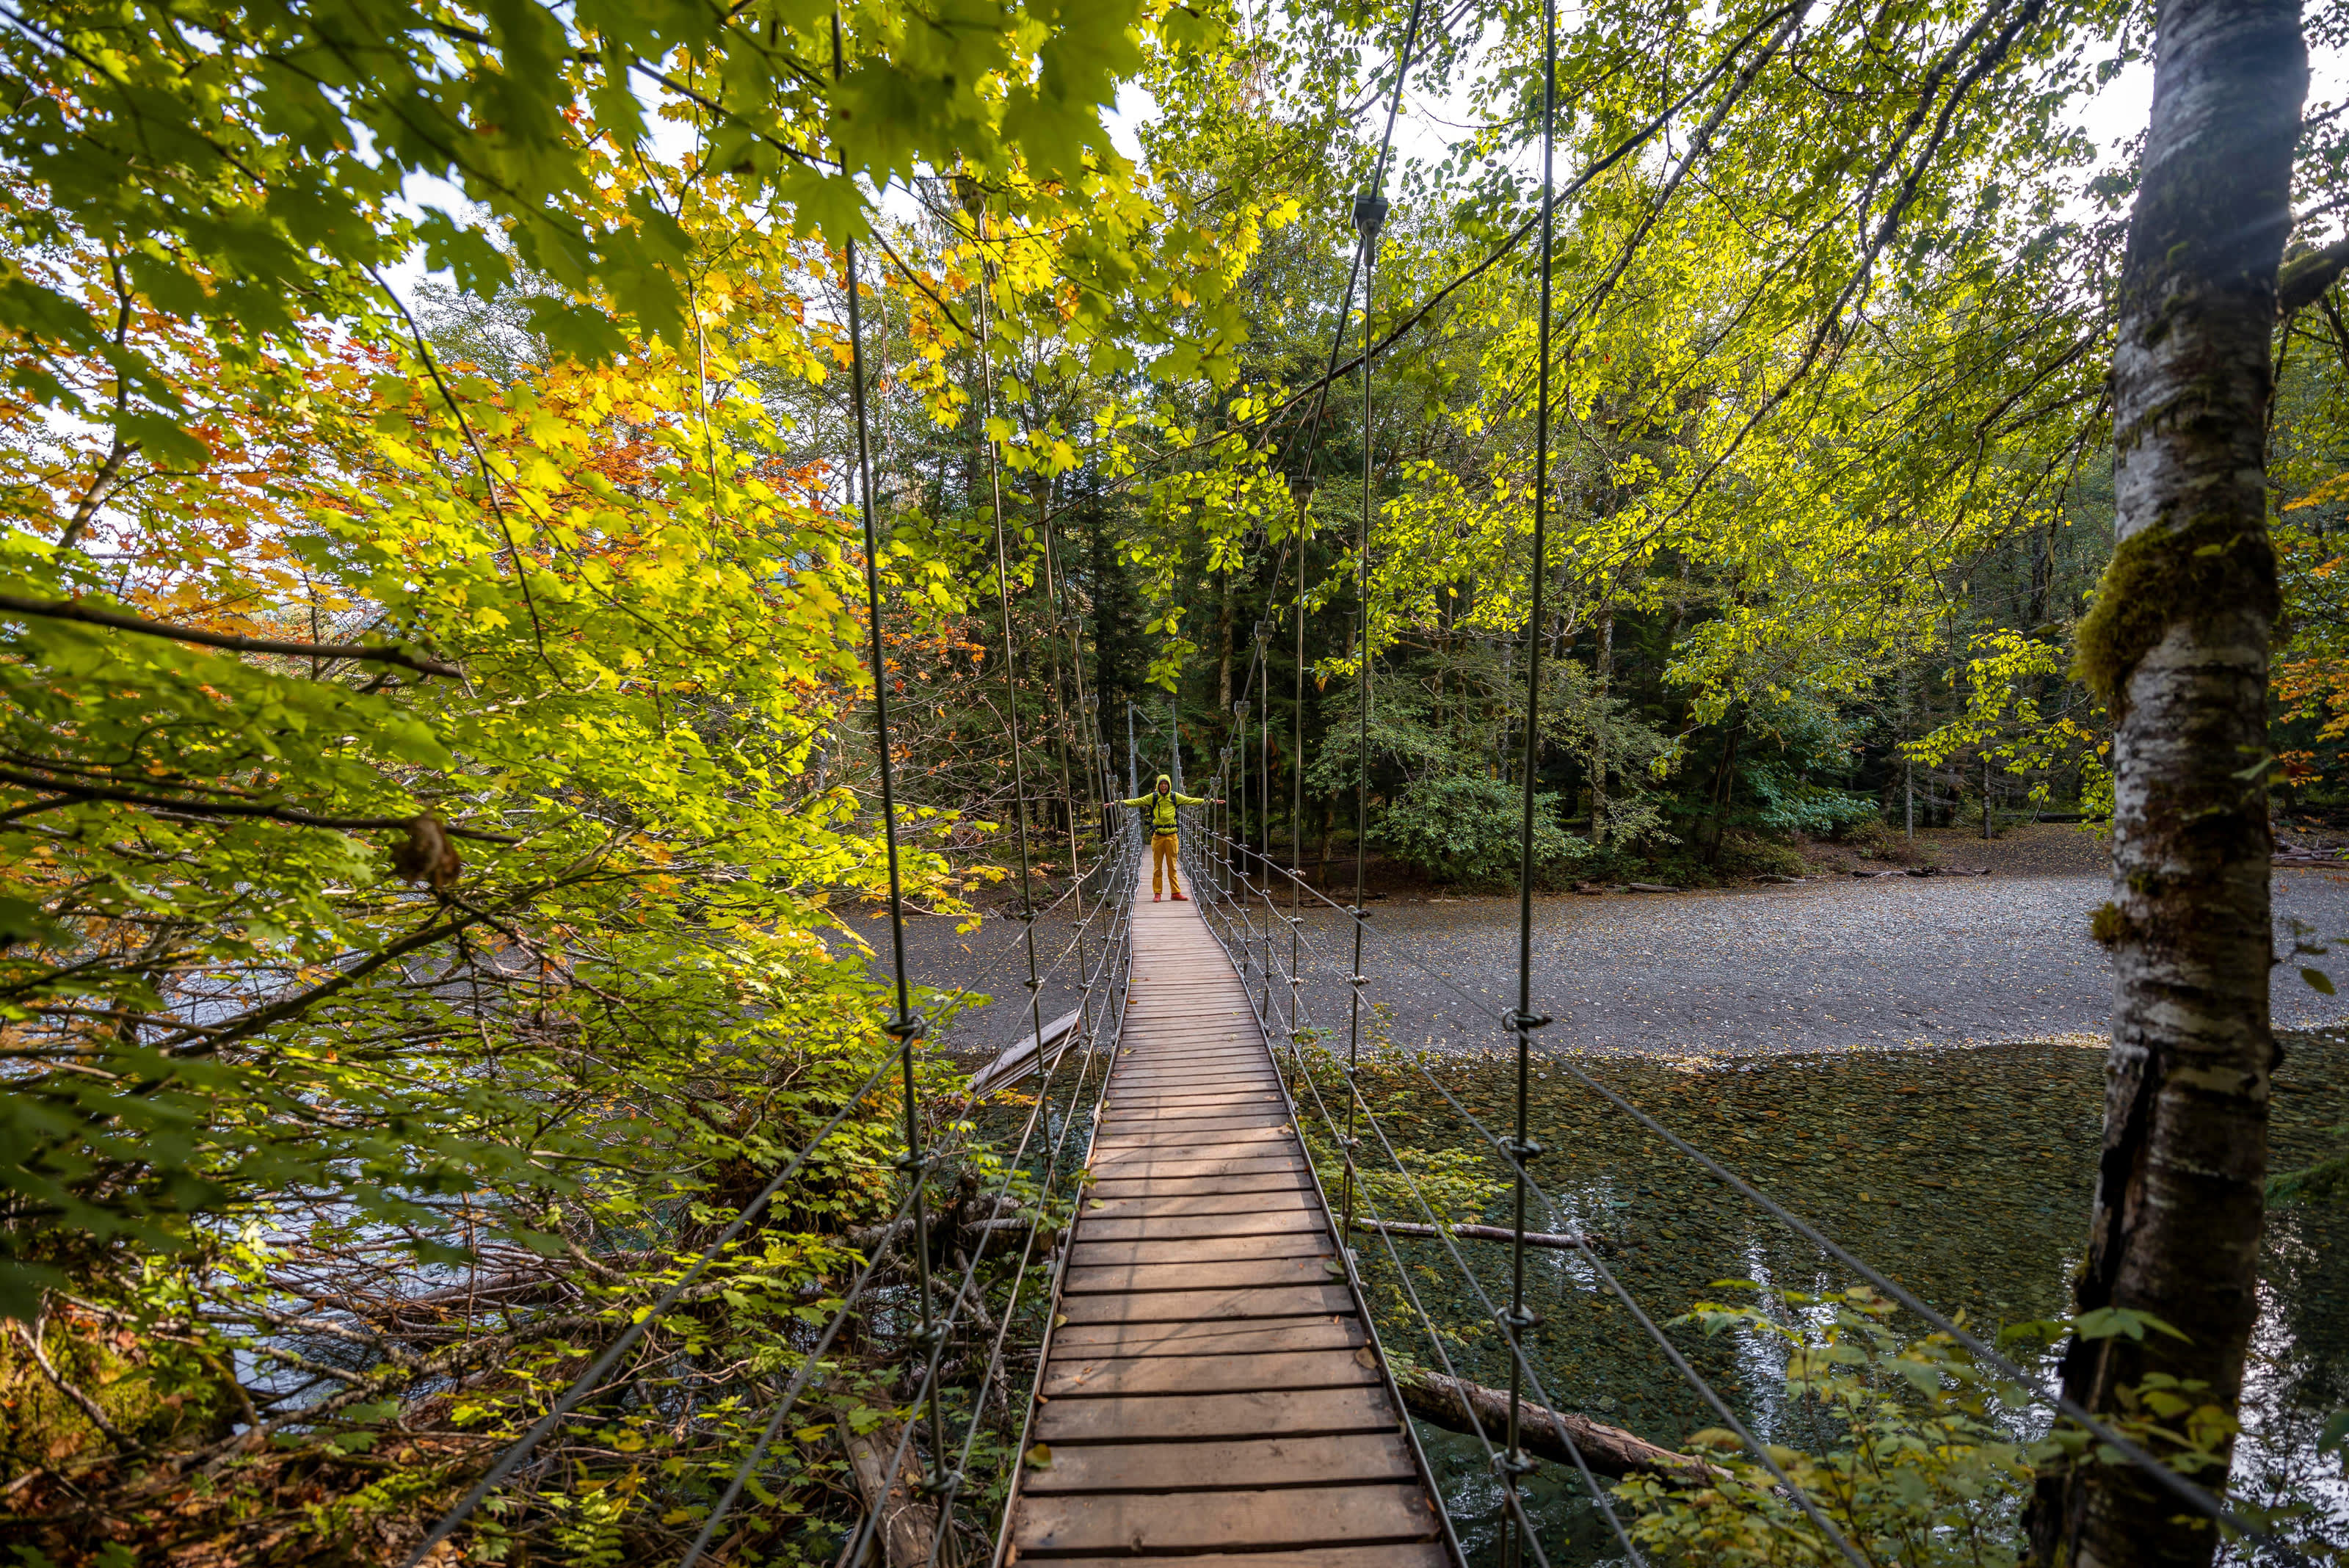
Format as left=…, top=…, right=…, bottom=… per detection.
left=2030, top=1, right=2305, bottom=1564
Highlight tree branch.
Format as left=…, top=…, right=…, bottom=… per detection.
left=0, top=594, right=462, bottom=678
left=2277, top=235, right=2349, bottom=317
left=0, top=766, right=516, bottom=842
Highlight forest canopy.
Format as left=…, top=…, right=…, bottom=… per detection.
left=1, top=0, right=2344, bottom=1561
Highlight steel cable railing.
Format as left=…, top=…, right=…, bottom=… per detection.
left=1178, top=809, right=2276, bottom=1554
left=983, top=824, right=1149, bottom=1568
left=673, top=832, right=1143, bottom=1567
left=1177, top=824, right=1626, bottom=1567
left=1180, top=816, right=1868, bottom=1564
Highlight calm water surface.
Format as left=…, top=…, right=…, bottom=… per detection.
left=1320, top=1031, right=2349, bottom=1564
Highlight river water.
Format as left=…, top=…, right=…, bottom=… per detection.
left=1335, top=1031, right=2349, bottom=1564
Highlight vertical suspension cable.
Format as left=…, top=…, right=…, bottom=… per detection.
left=1336, top=192, right=1385, bottom=1251
left=1328, top=0, right=1426, bottom=1267
left=1256, top=643, right=1273, bottom=1018
left=1290, top=487, right=1309, bottom=1038
left=1501, top=6, right=1561, bottom=1562
left=968, top=192, right=1047, bottom=980
left=832, top=8, right=947, bottom=1503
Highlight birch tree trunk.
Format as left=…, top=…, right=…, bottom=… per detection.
left=2030, top=1, right=2303, bottom=1562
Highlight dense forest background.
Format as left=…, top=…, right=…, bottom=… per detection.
left=2, top=0, right=2346, bottom=1562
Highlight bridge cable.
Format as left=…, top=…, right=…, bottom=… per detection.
left=988, top=827, right=1144, bottom=1568
left=1191, top=829, right=2273, bottom=1550
left=951, top=890, right=1142, bottom=1567
left=1177, top=8, right=2189, bottom=1553
left=394, top=28, right=943, bottom=1539
left=1202, top=827, right=1881, bottom=1564
left=1173, top=10, right=2268, bottom=1543
left=704, top=159, right=1147, bottom=1557
left=1498, top=4, right=1562, bottom=1557
left=672, top=857, right=1139, bottom=1567
left=1199, top=828, right=1865, bottom=1564
left=1182, top=834, right=1638, bottom=1566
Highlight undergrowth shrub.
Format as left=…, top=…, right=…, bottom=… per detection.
left=1621, top=1286, right=2345, bottom=1567
left=1376, top=774, right=1583, bottom=887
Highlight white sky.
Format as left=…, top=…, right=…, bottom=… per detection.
left=385, top=25, right=2347, bottom=309
left=1108, top=27, right=2346, bottom=228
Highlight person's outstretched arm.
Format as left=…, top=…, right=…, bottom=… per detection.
left=1118, top=794, right=1152, bottom=807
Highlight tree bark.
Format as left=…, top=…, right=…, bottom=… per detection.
left=2030, top=2, right=2303, bottom=1564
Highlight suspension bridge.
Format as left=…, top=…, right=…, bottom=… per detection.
left=1002, top=890, right=1451, bottom=1565
left=390, top=0, right=2270, bottom=1555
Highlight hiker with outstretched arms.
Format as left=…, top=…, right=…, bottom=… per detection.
left=1121, top=774, right=1221, bottom=901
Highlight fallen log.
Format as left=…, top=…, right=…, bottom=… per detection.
left=1351, top=1219, right=1612, bottom=1255
left=1393, top=1367, right=1717, bottom=1485
left=835, top=1395, right=939, bottom=1568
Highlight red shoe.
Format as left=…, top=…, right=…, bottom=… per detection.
left=1153, top=893, right=1162, bottom=901
left=1171, top=891, right=1189, bottom=901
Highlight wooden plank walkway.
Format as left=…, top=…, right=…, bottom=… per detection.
left=1006, top=887, right=1451, bottom=1567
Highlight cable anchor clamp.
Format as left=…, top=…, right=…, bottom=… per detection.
left=1502, top=1136, right=1547, bottom=1163
left=1352, top=190, right=1390, bottom=243
left=1493, top=1448, right=1536, bottom=1479
left=1498, top=1305, right=1541, bottom=1333
left=917, top=1467, right=962, bottom=1498
left=907, top=1321, right=951, bottom=1353
left=885, top=1012, right=929, bottom=1041
left=1506, top=1010, right=1551, bottom=1032
left=895, top=1150, right=938, bottom=1175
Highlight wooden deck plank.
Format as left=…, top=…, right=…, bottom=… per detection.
left=1056, top=1282, right=1354, bottom=1324
left=1014, top=1484, right=1441, bottom=1556
left=1039, top=1547, right=1448, bottom=1568
left=1090, top=1151, right=1305, bottom=1172
left=1018, top=1434, right=1417, bottom=1495
left=1092, top=1125, right=1297, bottom=1144
left=1078, top=1191, right=1324, bottom=1219
left=1067, top=1232, right=1332, bottom=1267
left=1092, top=1114, right=1294, bottom=1135
left=1032, top=1384, right=1402, bottom=1443
left=1042, top=1347, right=1376, bottom=1398
left=1061, top=1256, right=1342, bottom=1294
left=1083, top=1174, right=1315, bottom=1198
left=1048, top=1317, right=1364, bottom=1357
left=1075, top=1211, right=1332, bottom=1241
left=1006, top=887, right=1446, bottom=1567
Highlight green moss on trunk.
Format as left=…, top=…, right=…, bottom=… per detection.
left=2072, top=517, right=2279, bottom=702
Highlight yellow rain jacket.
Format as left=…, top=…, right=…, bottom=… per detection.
left=1123, top=774, right=1203, bottom=834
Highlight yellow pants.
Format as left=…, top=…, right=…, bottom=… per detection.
left=1151, top=832, right=1183, bottom=896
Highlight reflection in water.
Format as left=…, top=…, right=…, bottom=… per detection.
left=1336, top=1031, right=2349, bottom=1565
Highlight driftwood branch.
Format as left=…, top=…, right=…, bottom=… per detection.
left=1394, top=1367, right=1717, bottom=1485
left=0, top=593, right=462, bottom=678
left=1351, top=1219, right=1612, bottom=1254
left=836, top=1400, right=938, bottom=1568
